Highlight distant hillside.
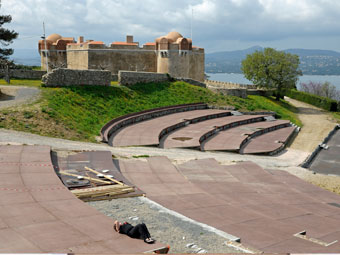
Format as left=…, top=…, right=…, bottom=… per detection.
left=206, top=47, right=340, bottom=75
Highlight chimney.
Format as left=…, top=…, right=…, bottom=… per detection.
left=126, top=35, right=133, bottom=43
left=78, top=36, right=84, bottom=43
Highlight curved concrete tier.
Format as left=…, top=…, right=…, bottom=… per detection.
left=241, top=126, right=296, bottom=155
left=202, top=119, right=291, bottom=152
left=163, top=115, right=268, bottom=149
left=101, top=102, right=207, bottom=143
left=0, top=145, right=166, bottom=253
left=109, top=109, right=230, bottom=147
left=120, top=156, right=340, bottom=253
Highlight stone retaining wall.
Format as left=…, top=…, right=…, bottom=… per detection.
left=208, top=87, right=248, bottom=98
left=41, top=68, right=111, bottom=87
left=119, top=71, right=170, bottom=86
left=175, top=77, right=206, bottom=88
left=205, top=79, right=257, bottom=89
left=0, top=69, right=46, bottom=79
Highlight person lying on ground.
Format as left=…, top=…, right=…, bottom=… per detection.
left=114, top=220, right=155, bottom=244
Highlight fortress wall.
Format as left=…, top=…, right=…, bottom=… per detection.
left=88, top=50, right=157, bottom=74
left=166, top=50, right=190, bottom=79
left=41, top=50, right=67, bottom=70
left=118, top=71, right=169, bottom=86
left=67, top=50, right=89, bottom=70
left=189, top=49, right=205, bottom=82
left=42, top=68, right=111, bottom=87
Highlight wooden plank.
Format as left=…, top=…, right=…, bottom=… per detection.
left=59, top=171, right=111, bottom=185
left=84, top=166, right=125, bottom=185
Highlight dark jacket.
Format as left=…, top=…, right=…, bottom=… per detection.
left=119, top=222, right=134, bottom=236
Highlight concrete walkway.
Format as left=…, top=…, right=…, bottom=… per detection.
left=0, top=128, right=308, bottom=170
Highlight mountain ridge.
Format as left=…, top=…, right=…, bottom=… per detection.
left=206, top=47, right=340, bottom=75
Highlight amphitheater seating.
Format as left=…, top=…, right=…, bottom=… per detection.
left=202, top=120, right=291, bottom=152
left=162, top=115, right=268, bottom=149
left=109, top=109, right=231, bottom=147
left=119, top=156, right=340, bottom=253
left=101, top=102, right=207, bottom=143
left=241, top=126, right=296, bottom=154
left=0, top=145, right=166, bottom=253
left=102, top=105, right=297, bottom=155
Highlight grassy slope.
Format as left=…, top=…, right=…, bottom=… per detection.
left=0, top=80, right=301, bottom=142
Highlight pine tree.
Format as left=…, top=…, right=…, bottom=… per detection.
left=0, top=4, right=18, bottom=64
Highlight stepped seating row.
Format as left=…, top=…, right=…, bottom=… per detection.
left=101, top=102, right=207, bottom=143
left=202, top=119, right=291, bottom=152
left=102, top=104, right=296, bottom=155
left=109, top=109, right=231, bottom=147
left=119, top=156, right=340, bottom=253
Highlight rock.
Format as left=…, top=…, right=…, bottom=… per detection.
left=186, top=243, right=195, bottom=248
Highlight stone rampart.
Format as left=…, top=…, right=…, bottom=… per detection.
left=205, top=79, right=257, bottom=89
left=41, top=68, right=111, bottom=87
left=175, top=77, right=206, bottom=88
left=118, top=71, right=170, bottom=86
left=208, top=87, right=248, bottom=98
left=0, top=69, right=46, bottom=79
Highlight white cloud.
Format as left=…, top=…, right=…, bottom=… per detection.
left=1, top=0, right=340, bottom=52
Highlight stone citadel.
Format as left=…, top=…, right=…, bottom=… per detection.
left=38, top=31, right=205, bottom=81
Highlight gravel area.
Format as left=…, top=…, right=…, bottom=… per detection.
left=285, top=96, right=337, bottom=152
left=88, top=197, right=245, bottom=254
left=0, top=85, right=40, bottom=109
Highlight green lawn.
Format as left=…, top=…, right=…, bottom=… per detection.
left=0, top=79, right=302, bottom=141
left=0, top=79, right=42, bottom=87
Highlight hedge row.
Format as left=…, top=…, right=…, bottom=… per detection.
left=285, top=89, right=339, bottom=112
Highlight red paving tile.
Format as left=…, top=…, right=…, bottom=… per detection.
left=164, top=115, right=268, bottom=149
left=111, top=109, right=228, bottom=146
left=121, top=156, right=340, bottom=253
left=202, top=119, right=288, bottom=151
left=0, top=228, right=41, bottom=252
left=0, top=145, right=167, bottom=253
left=242, top=126, right=296, bottom=154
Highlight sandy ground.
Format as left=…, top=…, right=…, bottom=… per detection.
left=285, top=96, right=337, bottom=152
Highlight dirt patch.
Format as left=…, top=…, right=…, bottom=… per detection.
left=0, top=107, right=83, bottom=141
left=285, top=97, right=337, bottom=152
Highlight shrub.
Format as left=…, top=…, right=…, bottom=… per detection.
left=285, top=89, right=338, bottom=112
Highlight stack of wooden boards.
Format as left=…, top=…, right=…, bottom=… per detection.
left=71, top=184, right=135, bottom=201
left=59, top=166, right=136, bottom=201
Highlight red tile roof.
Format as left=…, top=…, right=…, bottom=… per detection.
left=111, top=42, right=138, bottom=45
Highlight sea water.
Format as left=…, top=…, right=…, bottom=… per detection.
left=207, top=73, right=340, bottom=90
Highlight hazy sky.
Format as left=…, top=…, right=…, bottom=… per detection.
left=2, top=0, right=340, bottom=53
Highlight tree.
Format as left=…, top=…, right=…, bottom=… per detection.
left=241, top=48, right=302, bottom=100
left=0, top=4, right=18, bottom=65
left=300, top=81, right=340, bottom=101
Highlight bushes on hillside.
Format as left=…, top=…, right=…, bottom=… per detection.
left=285, top=89, right=339, bottom=112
